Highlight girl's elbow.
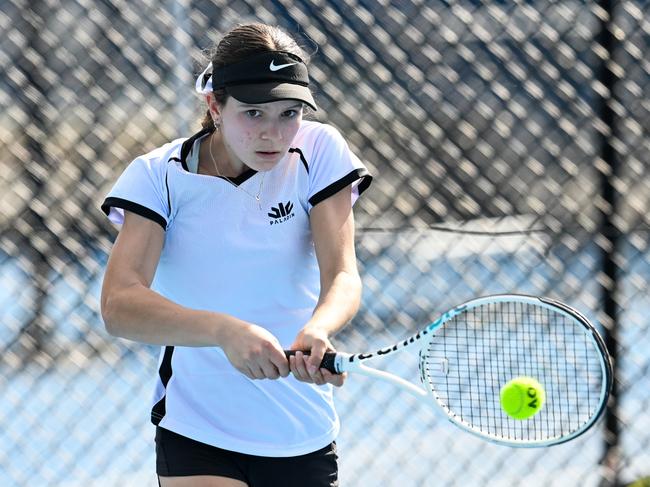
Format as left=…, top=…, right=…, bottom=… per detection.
left=100, top=292, right=122, bottom=337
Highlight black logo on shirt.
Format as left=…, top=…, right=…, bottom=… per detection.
left=268, top=201, right=295, bottom=225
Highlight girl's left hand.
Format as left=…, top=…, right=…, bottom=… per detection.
left=288, top=329, right=346, bottom=387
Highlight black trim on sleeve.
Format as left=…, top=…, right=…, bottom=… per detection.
left=151, top=346, right=175, bottom=425
left=308, top=168, right=373, bottom=207
left=289, top=147, right=309, bottom=174
left=101, top=197, right=167, bottom=230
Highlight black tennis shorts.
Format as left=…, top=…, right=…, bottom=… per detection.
left=155, top=427, right=339, bottom=487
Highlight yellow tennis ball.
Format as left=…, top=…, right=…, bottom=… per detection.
left=500, top=377, right=545, bottom=420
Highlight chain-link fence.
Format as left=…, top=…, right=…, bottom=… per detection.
left=1, top=1, right=649, bottom=486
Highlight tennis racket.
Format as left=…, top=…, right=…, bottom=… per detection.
left=286, top=294, right=613, bottom=447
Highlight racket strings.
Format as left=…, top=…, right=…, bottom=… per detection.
left=421, top=301, right=606, bottom=443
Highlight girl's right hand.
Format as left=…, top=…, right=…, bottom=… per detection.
left=220, top=323, right=290, bottom=380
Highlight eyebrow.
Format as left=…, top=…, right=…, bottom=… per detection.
left=239, top=103, right=303, bottom=109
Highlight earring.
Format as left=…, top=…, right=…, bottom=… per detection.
left=213, top=118, right=221, bottom=131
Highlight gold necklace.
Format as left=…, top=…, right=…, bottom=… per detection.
left=208, top=133, right=265, bottom=210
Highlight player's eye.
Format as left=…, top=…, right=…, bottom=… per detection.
left=245, top=109, right=262, bottom=118
left=282, top=109, right=298, bottom=118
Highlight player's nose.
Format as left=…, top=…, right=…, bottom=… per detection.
left=260, top=120, right=281, bottom=140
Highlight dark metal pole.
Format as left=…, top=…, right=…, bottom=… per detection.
left=595, top=1, right=621, bottom=486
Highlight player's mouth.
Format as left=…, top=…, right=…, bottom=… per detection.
left=255, top=150, right=281, bottom=160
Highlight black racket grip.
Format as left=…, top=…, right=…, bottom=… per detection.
left=284, top=350, right=339, bottom=374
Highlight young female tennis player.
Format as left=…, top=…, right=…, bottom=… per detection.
left=100, top=22, right=371, bottom=487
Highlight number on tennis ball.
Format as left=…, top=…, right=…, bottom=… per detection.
left=500, top=377, right=545, bottom=420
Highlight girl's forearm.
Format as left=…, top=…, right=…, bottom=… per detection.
left=101, top=283, right=244, bottom=347
left=306, top=270, right=362, bottom=336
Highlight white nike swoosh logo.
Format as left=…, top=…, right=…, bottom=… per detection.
left=269, top=60, right=298, bottom=72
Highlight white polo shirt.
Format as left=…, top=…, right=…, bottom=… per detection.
left=101, top=120, right=371, bottom=456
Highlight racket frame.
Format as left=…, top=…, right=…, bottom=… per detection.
left=319, top=294, right=614, bottom=447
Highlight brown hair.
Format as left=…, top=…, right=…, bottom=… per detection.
left=200, top=23, right=310, bottom=130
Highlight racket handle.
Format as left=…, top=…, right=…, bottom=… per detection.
left=284, top=350, right=339, bottom=374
